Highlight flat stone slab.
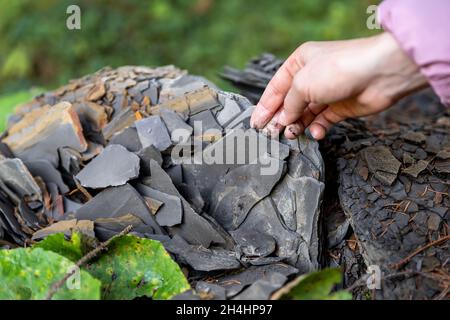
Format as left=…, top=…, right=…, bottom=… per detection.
left=76, top=144, right=140, bottom=189
left=135, top=115, right=172, bottom=151
left=0, top=158, right=42, bottom=202
left=74, top=184, right=164, bottom=235
left=3, top=102, right=88, bottom=166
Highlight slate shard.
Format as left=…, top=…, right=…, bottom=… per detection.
left=2, top=102, right=88, bottom=166
left=24, top=160, right=69, bottom=194
left=0, top=158, right=42, bottom=202
left=136, top=183, right=183, bottom=227
left=135, top=115, right=172, bottom=151
left=145, top=160, right=230, bottom=248
left=76, top=144, right=140, bottom=189
left=361, top=146, right=401, bottom=185
left=74, top=184, right=164, bottom=235
left=209, top=156, right=286, bottom=231
left=109, top=127, right=142, bottom=152
left=232, top=272, right=287, bottom=300
left=32, top=219, right=95, bottom=240
left=164, top=235, right=241, bottom=272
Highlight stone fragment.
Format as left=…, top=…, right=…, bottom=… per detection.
left=94, top=214, right=153, bottom=241
left=58, top=147, right=82, bottom=175
left=217, top=264, right=298, bottom=298
left=136, top=145, right=163, bottom=175
left=74, top=184, right=164, bottom=235
left=73, top=102, right=108, bottom=131
left=2, top=102, right=87, bottom=166
left=160, top=107, right=193, bottom=143
left=135, top=116, right=172, bottom=151
left=144, top=160, right=229, bottom=247
left=164, top=235, right=241, bottom=272
left=232, top=230, right=276, bottom=258
left=188, top=110, right=223, bottom=139
left=361, top=146, right=401, bottom=185
left=232, top=272, right=287, bottom=300
left=0, top=158, right=42, bottom=202
left=209, top=156, right=286, bottom=230
left=32, top=219, right=95, bottom=240
left=225, top=106, right=254, bottom=129
left=402, top=160, right=429, bottom=178
left=76, top=144, right=140, bottom=189
left=102, top=107, right=138, bottom=140
left=109, top=127, right=142, bottom=152
left=401, top=131, right=426, bottom=144
left=216, top=94, right=242, bottom=126
left=25, top=160, right=69, bottom=194
left=86, top=81, right=106, bottom=101
left=195, top=282, right=227, bottom=300
left=136, top=183, right=183, bottom=227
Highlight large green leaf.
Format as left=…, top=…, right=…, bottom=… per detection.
left=35, top=233, right=190, bottom=300
left=0, top=248, right=100, bottom=300
left=86, top=235, right=190, bottom=300
left=273, top=268, right=352, bottom=300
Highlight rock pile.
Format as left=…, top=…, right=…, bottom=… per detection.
left=0, top=65, right=325, bottom=299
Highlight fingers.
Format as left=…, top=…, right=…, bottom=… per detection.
left=277, top=70, right=310, bottom=126
left=251, top=48, right=303, bottom=129
left=283, top=103, right=326, bottom=139
left=284, top=104, right=346, bottom=140
left=262, top=109, right=285, bottom=137
left=284, top=121, right=304, bottom=139
left=309, top=105, right=347, bottom=140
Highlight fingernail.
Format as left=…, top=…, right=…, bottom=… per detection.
left=251, top=104, right=271, bottom=129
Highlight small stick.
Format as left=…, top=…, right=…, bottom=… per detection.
left=390, top=235, right=450, bottom=270
left=45, top=225, right=133, bottom=300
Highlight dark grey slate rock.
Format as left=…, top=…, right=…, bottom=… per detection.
left=136, top=183, right=183, bottom=227
left=136, top=145, right=163, bottom=176
left=232, top=272, right=287, bottom=300
left=135, top=115, right=172, bottom=151
left=0, top=158, right=42, bottom=202
left=209, top=156, right=286, bottom=231
left=160, top=107, right=193, bottom=143
left=109, top=127, right=142, bottom=152
left=25, top=160, right=69, bottom=194
left=74, top=184, right=164, bottom=235
left=195, top=281, right=227, bottom=300
left=76, top=144, right=140, bottom=189
left=216, top=93, right=242, bottom=126
left=217, top=264, right=299, bottom=298
left=164, top=235, right=241, bottom=272
left=145, top=160, right=230, bottom=248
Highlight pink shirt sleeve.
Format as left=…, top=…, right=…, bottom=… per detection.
left=378, top=0, right=450, bottom=106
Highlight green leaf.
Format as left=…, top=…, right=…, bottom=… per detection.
left=86, top=235, right=190, bottom=300
left=0, top=248, right=100, bottom=300
left=34, top=233, right=190, bottom=300
left=33, top=233, right=85, bottom=262
left=273, top=268, right=352, bottom=300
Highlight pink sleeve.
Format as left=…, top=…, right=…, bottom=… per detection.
left=378, top=0, right=450, bottom=106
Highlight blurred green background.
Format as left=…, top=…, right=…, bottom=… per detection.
left=0, top=0, right=379, bottom=131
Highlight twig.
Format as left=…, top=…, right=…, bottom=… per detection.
left=45, top=225, right=133, bottom=300
left=390, top=235, right=450, bottom=270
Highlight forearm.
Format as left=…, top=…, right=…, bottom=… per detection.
left=378, top=0, right=450, bottom=106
